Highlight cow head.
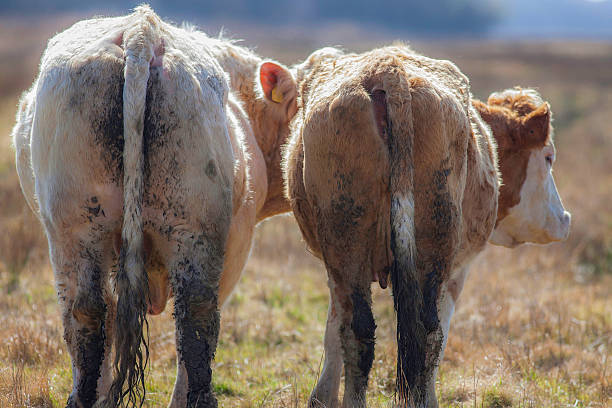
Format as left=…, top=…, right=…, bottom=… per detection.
left=220, top=51, right=297, bottom=168
left=478, top=88, right=571, bottom=247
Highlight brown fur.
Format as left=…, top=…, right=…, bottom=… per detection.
left=284, top=45, right=493, bottom=407
left=472, top=92, right=552, bottom=222
left=283, top=42, right=563, bottom=406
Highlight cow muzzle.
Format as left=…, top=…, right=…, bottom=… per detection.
left=545, top=209, right=571, bottom=243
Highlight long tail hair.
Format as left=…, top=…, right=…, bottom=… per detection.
left=107, top=6, right=160, bottom=407
left=381, top=70, right=428, bottom=406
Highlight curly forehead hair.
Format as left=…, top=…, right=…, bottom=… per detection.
left=488, top=87, right=547, bottom=115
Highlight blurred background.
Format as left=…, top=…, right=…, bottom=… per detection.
left=2, top=0, right=612, bottom=38
left=0, top=1, right=611, bottom=407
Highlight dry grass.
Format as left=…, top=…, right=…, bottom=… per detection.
left=0, top=16, right=610, bottom=407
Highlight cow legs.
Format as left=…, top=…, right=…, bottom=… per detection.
left=170, top=237, right=223, bottom=408
left=309, top=289, right=343, bottom=408
left=338, top=281, right=375, bottom=408
left=425, top=267, right=469, bottom=408
left=49, top=239, right=109, bottom=408
left=169, top=360, right=188, bottom=408
left=97, top=289, right=116, bottom=403
left=309, top=274, right=375, bottom=408
left=421, top=290, right=453, bottom=408
left=316, top=265, right=376, bottom=408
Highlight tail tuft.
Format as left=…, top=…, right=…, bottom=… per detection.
left=109, top=245, right=150, bottom=406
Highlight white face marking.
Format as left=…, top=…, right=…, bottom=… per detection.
left=490, top=144, right=571, bottom=247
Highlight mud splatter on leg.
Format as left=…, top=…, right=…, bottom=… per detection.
left=51, top=242, right=107, bottom=408
left=171, top=233, right=224, bottom=408
left=323, top=272, right=375, bottom=408
left=338, top=286, right=375, bottom=408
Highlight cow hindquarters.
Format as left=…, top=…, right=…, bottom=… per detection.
left=298, top=86, right=391, bottom=407
left=106, top=19, right=155, bottom=407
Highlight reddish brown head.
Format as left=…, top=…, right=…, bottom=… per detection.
left=475, top=88, right=571, bottom=247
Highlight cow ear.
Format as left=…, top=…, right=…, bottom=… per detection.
left=259, top=61, right=298, bottom=119
left=521, top=103, right=550, bottom=147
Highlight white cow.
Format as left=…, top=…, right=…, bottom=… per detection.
left=12, top=6, right=297, bottom=407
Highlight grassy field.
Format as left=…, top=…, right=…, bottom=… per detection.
left=0, top=16, right=611, bottom=408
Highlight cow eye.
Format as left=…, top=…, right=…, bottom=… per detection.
left=545, top=155, right=553, bottom=166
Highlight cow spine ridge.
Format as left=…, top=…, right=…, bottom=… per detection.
left=384, top=73, right=428, bottom=407
left=108, top=6, right=159, bottom=407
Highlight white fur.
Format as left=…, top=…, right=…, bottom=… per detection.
left=392, top=194, right=416, bottom=260
left=13, top=7, right=297, bottom=406
left=491, top=145, right=571, bottom=247
left=14, top=7, right=236, bottom=405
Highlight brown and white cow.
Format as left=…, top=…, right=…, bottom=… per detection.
left=11, top=6, right=297, bottom=407
left=283, top=45, right=570, bottom=407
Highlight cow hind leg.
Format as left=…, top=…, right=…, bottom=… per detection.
left=309, top=289, right=343, bottom=408
left=340, top=285, right=375, bottom=408
left=425, top=268, right=468, bottom=408
left=170, top=234, right=224, bottom=408
left=318, top=266, right=375, bottom=408
left=168, top=360, right=188, bottom=408
left=310, top=214, right=379, bottom=407
left=420, top=285, right=455, bottom=408
left=97, top=290, right=116, bottom=402
left=49, top=239, right=110, bottom=408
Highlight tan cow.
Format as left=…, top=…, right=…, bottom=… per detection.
left=283, top=45, right=570, bottom=407
left=11, top=6, right=297, bottom=407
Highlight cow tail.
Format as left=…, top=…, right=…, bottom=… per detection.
left=108, top=6, right=158, bottom=407
left=383, top=73, right=428, bottom=406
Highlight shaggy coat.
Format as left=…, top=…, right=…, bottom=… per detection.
left=12, top=6, right=297, bottom=408
left=283, top=45, right=570, bottom=407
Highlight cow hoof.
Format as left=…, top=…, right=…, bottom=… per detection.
left=187, top=392, right=217, bottom=408
left=65, top=395, right=76, bottom=408
left=309, top=396, right=339, bottom=408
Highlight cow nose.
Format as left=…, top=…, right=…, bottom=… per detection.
left=560, top=211, right=571, bottom=228
left=559, top=211, right=571, bottom=239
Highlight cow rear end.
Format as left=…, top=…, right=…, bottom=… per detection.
left=287, top=48, right=470, bottom=407
left=20, top=6, right=235, bottom=407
